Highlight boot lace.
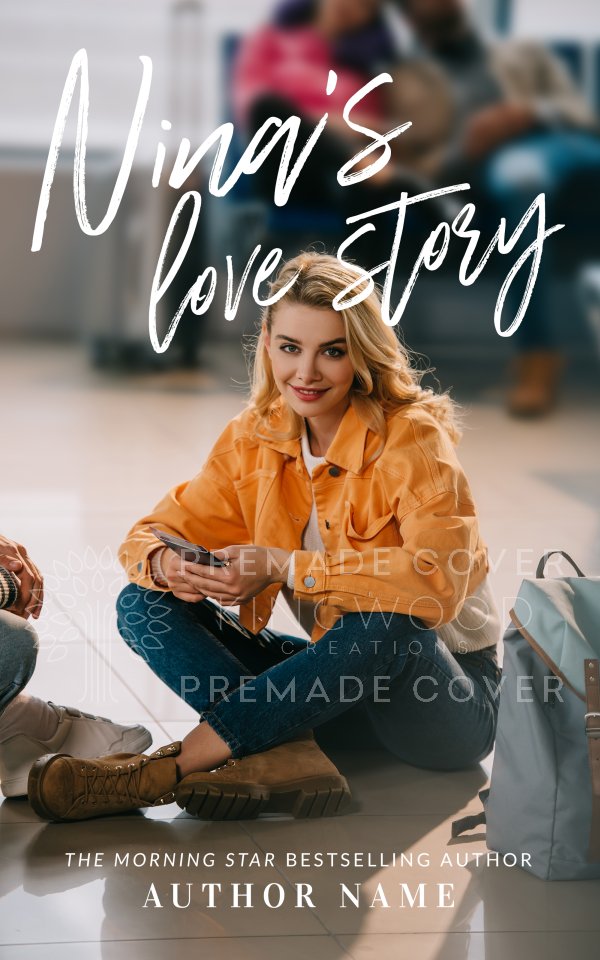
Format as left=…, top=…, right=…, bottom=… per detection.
left=81, top=758, right=168, bottom=807
left=80, top=758, right=175, bottom=807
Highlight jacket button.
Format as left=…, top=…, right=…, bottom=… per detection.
left=303, top=576, right=316, bottom=588
left=137, top=562, right=143, bottom=572
left=328, top=465, right=341, bottom=477
left=325, top=520, right=330, bottom=529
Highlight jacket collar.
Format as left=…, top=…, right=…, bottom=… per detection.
left=260, top=397, right=371, bottom=474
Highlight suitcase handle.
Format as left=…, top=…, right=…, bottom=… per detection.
left=536, top=551, right=586, bottom=579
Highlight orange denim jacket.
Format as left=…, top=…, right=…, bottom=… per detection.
left=119, top=397, right=489, bottom=643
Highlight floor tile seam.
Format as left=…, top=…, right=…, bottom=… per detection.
left=49, top=598, right=172, bottom=734
left=0, top=812, right=249, bottom=825
left=337, top=930, right=600, bottom=937
left=243, top=811, right=482, bottom=820
left=321, top=925, right=600, bottom=936
left=0, top=813, right=482, bottom=824
left=327, top=931, right=361, bottom=957
left=237, top=819, right=333, bottom=937
left=0, top=933, right=342, bottom=946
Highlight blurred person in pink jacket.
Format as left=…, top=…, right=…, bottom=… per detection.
left=233, top=0, right=393, bottom=130
left=231, top=0, right=430, bottom=264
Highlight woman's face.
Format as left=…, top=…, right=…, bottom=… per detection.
left=318, top=0, right=382, bottom=35
left=264, top=302, right=356, bottom=423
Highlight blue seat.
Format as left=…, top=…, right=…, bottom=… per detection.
left=219, top=34, right=346, bottom=254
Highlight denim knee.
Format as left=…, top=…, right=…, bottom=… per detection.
left=0, top=608, right=39, bottom=668
left=365, top=699, right=497, bottom=771
left=115, top=582, right=172, bottom=655
left=0, top=609, right=39, bottom=710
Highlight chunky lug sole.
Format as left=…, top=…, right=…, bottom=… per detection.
left=176, top=775, right=352, bottom=820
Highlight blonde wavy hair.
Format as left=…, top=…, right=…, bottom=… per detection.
left=245, top=252, right=461, bottom=454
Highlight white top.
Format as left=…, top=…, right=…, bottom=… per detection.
left=280, top=422, right=328, bottom=639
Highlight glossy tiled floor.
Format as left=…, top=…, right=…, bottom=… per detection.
left=1, top=343, right=599, bottom=959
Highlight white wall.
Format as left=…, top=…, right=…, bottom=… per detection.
left=0, top=0, right=279, bottom=337
left=512, top=0, right=600, bottom=40
left=0, top=0, right=276, bottom=157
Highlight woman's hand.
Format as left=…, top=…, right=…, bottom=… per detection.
left=0, top=534, right=44, bottom=619
left=177, top=544, right=292, bottom=606
left=157, top=548, right=208, bottom=603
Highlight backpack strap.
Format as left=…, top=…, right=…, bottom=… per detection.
left=451, top=788, right=489, bottom=838
left=451, top=810, right=486, bottom=837
left=585, top=659, right=600, bottom=862
left=536, top=551, right=585, bottom=579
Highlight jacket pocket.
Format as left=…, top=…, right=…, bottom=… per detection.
left=233, top=469, right=277, bottom=532
left=343, top=503, right=397, bottom=542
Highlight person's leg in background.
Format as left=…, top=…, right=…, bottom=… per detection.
left=247, top=95, right=348, bottom=210
left=0, top=608, right=39, bottom=717
left=480, top=129, right=600, bottom=416
left=0, top=607, right=152, bottom=798
left=246, top=94, right=440, bottom=269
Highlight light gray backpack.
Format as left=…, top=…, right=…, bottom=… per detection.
left=453, top=551, right=600, bottom=880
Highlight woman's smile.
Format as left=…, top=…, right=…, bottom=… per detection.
left=289, top=385, right=331, bottom=402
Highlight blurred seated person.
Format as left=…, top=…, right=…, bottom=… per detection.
left=0, top=534, right=152, bottom=798
left=232, top=0, right=424, bottom=264
left=388, top=0, right=600, bottom=416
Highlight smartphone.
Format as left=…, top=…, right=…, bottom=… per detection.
left=150, top=528, right=229, bottom=566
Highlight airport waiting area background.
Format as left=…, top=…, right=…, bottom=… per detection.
left=1, top=0, right=600, bottom=383
left=1, top=1, right=600, bottom=957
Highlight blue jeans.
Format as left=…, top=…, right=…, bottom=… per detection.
left=116, top=584, right=501, bottom=771
left=0, top=609, right=39, bottom=715
left=480, top=129, right=600, bottom=350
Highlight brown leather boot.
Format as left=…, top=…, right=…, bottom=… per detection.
left=175, top=731, right=351, bottom=820
left=507, top=350, right=564, bottom=418
left=27, top=742, right=181, bottom=822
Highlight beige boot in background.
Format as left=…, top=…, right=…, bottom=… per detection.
left=27, top=742, right=181, bottom=822
left=507, top=350, right=564, bottom=418
left=176, top=731, right=351, bottom=820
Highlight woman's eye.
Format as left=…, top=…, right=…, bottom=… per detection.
left=279, top=344, right=345, bottom=358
